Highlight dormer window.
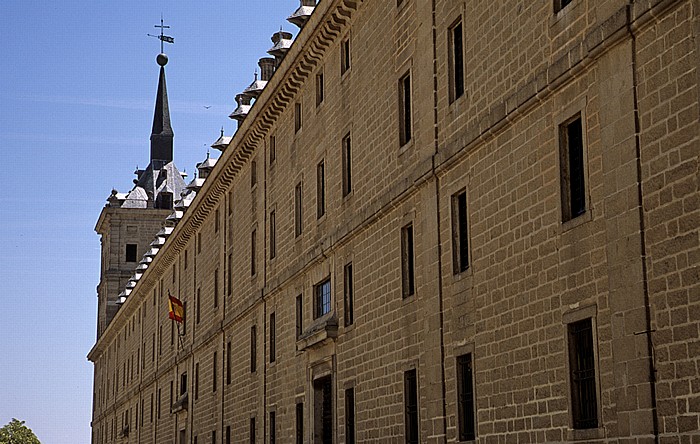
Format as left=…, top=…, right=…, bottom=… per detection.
left=156, top=193, right=173, bottom=210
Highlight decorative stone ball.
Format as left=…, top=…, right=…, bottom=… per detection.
left=156, top=53, right=169, bottom=66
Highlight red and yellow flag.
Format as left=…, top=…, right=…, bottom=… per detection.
left=168, top=295, right=184, bottom=323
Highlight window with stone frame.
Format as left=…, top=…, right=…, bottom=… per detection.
left=404, top=369, right=419, bottom=444
left=399, top=71, right=412, bottom=146
left=344, top=262, right=354, bottom=327
left=316, top=70, right=325, bottom=106
left=452, top=189, right=469, bottom=274
left=554, top=0, right=574, bottom=13
left=448, top=18, right=465, bottom=103
left=568, top=318, right=599, bottom=429
left=342, top=133, right=352, bottom=197
left=125, top=244, right=138, bottom=263
left=559, top=114, right=586, bottom=222
left=314, top=277, right=332, bottom=319
left=457, top=354, right=476, bottom=441
left=317, top=160, right=326, bottom=219
left=314, top=376, right=333, bottom=444
left=401, top=223, right=416, bottom=298
left=341, top=37, right=351, bottom=75
left=345, top=387, right=356, bottom=444
left=295, top=182, right=303, bottom=237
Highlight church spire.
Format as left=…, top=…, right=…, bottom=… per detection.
left=150, top=53, right=174, bottom=165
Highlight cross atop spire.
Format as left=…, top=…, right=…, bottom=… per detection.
left=148, top=15, right=174, bottom=55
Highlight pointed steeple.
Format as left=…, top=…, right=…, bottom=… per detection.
left=150, top=53, right=174, bottom=166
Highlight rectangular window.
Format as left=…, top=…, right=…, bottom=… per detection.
left=194, top=362, right=199, bottom=400
left=342, top=133, right=352, bottom=197
left=317, top=160, right=325, bottom=219
left=269, top=412, right=276, bottom=444
left=196, top=288, right=201, bottom=324
left=296, top=402, right=304, bottom=444
left=214, top=268, right=219, bottom=308
left=399, top=72, right=412, bottom=146
left=344, top=262, right=354, bottom=327
left=251, top=160, right=257, bottom=188
left=401, top=223, right=416, bottom=298
left=269, top=135, right=276, bottom=165
left=555, top=0, right=574, bottom=13
left=345, top=387, right=356, bottom=444
left=296, top=294, right=303, bottom=339
left=448, top=20, right=465, bottom=102
left=158, top=388, right=161, bottom=419
left=452, top=190, right=469, bottom=273
left=314, top=376, right=333, bottom=444
left=197, top=232, right=202, bottom=254
left=560, top=115, right=586, bottom=222
left=184, top=249, right=188, bottom=269
left=125, top=244, right=137, bottom=263
left=215, top=208, right=220, bottom=233
left=568, top=318, right=598, bottom=429
left=213, top=351, right=217, bottom=392
left=211, top=431, right=216, bottom=444
left=249, top=417, right=256, bottom=444
left=250, top=325, right=257, bottom=373
left=180, top=372, right=187, bottom=397
left=227, top=253, right=233, bottom=296
left=251, top=229, right=256, bottom=276
left=270, top=312, right=276, bottom=363
left=316, top=71, right=325, bottom=106
left=228, top=191, right=233, bottom=216
left=169, top=382, right=173, bottom=412
left=295, top=182, right=303, bottom=237
left=295, top=102, right=303, bottom=133
left=341, top=37, right=351, bottom=74
left=457, top=354, right=476, bottom=441
left=314, top=278, right=331, bottom=319
left=226, top=426, right=231, bottom=444
left=404, top=369, right=419, bottom=444
left=226, top=341, right=232, bottom=385
left=270, top=210, right=276, bottom=260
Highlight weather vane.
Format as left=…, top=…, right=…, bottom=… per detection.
left=148, top=15, right=174, bottom=53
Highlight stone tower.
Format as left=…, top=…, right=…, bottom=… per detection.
left=94, top=52, right=186, bottom=338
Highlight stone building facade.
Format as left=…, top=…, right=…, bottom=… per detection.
left=89, top=0, right=700, bottom=443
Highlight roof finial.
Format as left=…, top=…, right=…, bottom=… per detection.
left=148, top=14, right=174, bottom=66
left=220, top=126, right=224, bottom=137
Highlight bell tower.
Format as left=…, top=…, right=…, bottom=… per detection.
left=94, top=41, right=186, bottom=338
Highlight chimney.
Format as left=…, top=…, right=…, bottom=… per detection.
left=259, top=57, right=276, bottom=81
left=268, top=30, right=294, bottom=67
left=288, top=0, right=317, bottom=28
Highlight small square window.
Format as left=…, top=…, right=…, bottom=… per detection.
left=314, top=278, right=331, bottom=319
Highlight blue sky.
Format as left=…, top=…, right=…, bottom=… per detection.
left=0, top=1, right=298, bottom=442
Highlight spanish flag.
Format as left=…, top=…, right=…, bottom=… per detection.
left=168, top=294, right=184, bottom=323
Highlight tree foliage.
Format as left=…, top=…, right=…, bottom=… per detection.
left=0, top=419, right=40, bottom=444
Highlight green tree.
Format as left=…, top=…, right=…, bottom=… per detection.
left=0, top=419, right=40, bottom=444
